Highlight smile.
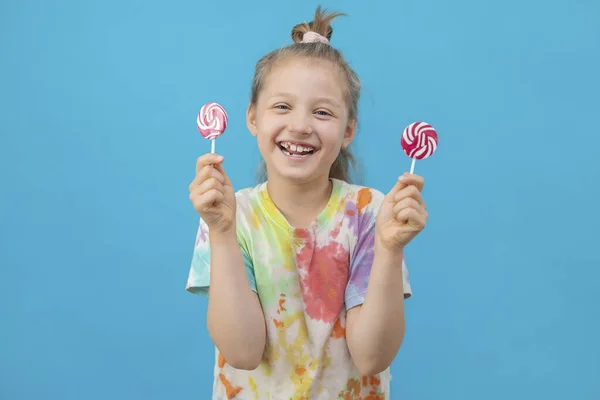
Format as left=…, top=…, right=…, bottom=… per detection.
left=278, top=141, right=316, bottom=157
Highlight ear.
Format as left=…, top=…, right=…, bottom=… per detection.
left=246, top=103, right=258, bottom=137
left=342, top=119, right=357, bottom=148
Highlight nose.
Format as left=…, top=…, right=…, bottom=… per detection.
left=287, top=110, right=313, bottom=135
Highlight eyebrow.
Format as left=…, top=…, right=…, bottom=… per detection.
left=268, top=92, right=341, bottom=108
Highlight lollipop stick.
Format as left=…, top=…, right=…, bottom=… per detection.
left=211, top=139, right=216, bottom=154
left=409, top=158, right=416, bottom=174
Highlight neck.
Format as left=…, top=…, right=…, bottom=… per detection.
left=266, top=173, right=332, bottom=229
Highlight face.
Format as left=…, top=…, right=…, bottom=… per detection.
left=247, top=57, right=356, bottom=184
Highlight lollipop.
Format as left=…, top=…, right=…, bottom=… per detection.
left=401, top=122, right=438, bottom=174
left=197, top=102, right=228, bottom=153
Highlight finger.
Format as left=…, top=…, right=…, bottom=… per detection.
left=210, top=161, right=232, bottom=186
left=189, top=164, right=227, bottom=193
left=197, top=165, right=226, bottom=185
left=196, top=153, right=224, bottom=174
left=394, top=185, right=426, bottom=208
left=191, top=189, right=225, bottom=211
left=385, top=175, right=409, bottom=201
left=399, top=173, right=425, bottom=192
left=396, top=208, right=427, bottom=230
left=392, top=197, right=425, bottom=216
left=194, top=177, right=224, bottom=197
left=190, top=180, right=224, bottom=206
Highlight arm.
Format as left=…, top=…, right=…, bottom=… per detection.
left=346, top=238, right=406, bottom=376
left=206, top=229, right=266, bottom=370
left=187, top=154, right=266, bottom=370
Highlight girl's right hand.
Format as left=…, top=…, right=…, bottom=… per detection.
left=189, top=153, right=236, bottom=234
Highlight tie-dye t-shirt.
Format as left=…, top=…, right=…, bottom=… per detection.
left=186, top=178, right=412, bottom=399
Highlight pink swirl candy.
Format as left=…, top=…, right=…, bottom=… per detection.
left=401, top=122, right=438, bottom=160
left=196, top=102, right=228, bottom=140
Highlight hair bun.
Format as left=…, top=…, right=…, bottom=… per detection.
left=291, top=6, right=344, bottom=44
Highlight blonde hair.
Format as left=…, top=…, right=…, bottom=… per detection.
left=251, top=6, right=361, bottom=183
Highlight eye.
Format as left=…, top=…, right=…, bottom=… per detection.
left=315, top=109, right=333, bottom=117
left=274, top=104, right=290, bottom=110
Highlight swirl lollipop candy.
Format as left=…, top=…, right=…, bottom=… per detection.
left=197, top=102, right=228, bottom=153
left=401, top=122, right=438, bottom=174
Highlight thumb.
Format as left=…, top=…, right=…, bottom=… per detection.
left=385, top=174, right=408, bottom=201
left=212, top=158, right=233, bottom=186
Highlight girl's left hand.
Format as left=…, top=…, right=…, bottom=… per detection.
left=375, top=173, right=428, bottom=251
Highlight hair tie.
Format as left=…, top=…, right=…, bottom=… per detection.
left=301, top=31, right=329, bottom=44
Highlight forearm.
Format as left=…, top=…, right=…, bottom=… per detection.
left=206, top=228, right=266, bottom=370
left=347, top=239, right=406, bottom=375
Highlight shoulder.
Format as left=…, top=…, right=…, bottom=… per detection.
left=231, top=183, right=268, bottom=234
left=334, top=179, right=386, bottom=215
left=233, top=182, right=265, bottom=210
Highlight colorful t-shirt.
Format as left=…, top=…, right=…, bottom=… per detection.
left=186, top=178, right=412, bottom=399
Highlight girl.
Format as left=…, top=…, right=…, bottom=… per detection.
left=186, top=6, right=428, bottom=399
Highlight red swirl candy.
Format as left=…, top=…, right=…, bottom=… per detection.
left=401, top=122, right=438, bottom=160
left=196, top=102, right=228, bottom=140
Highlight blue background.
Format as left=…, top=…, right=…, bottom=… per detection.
left=1, top=0, right=599, bottom=399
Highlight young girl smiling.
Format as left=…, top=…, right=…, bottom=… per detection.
left=187, top=6, right=428, bottom=399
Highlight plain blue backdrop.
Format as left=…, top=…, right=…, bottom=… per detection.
left=1, top=0, right=599, bottom=399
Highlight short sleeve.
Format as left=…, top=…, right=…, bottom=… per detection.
left=185, top=218, right=257, bottom=296
left=344, top=189, right=412, bottom=310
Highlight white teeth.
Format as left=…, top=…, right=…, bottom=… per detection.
left=279, top=142, right=314, bottom=152
left=282, top=149, right=309, bottom=157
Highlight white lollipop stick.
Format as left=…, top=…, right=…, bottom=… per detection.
left=211, top=139, right=216, bottom=154
left=410, top=158, right=416, bottom=174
